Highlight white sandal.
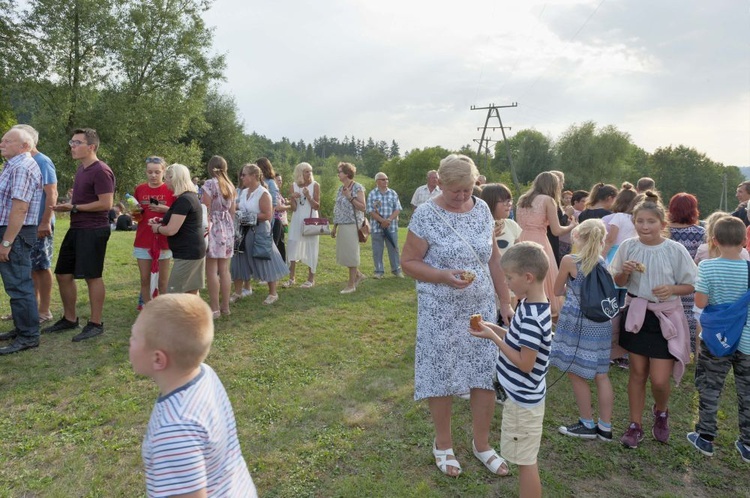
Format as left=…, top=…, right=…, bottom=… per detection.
left=433, top=440, right=461, bottom=477
left=472, top=440, right=509, bottom=476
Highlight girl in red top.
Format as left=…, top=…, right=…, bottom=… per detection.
left=133, top=157, right=175, bottom=305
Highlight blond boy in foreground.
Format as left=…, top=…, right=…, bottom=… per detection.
left=130, top=294, right=257, bottom=497
left=469, top=242, right=552, bottom=498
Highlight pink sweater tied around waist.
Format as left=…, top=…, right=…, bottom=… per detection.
left=624, top=296, right=691, bottom=384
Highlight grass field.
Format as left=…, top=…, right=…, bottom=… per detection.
left=0, top=219, right=747, bottom=497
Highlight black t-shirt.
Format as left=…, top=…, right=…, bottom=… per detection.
left=732, top=205, right=750, bottom=227
left=162, top=192, right=205, bottom=260
left=578, top=208, right=612, bottom=222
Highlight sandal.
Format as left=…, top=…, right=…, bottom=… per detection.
left=221, top=309, right=231, bottom=316
left=39, top=312, right=54, bottom=324
left=229, top=293, right=243, bottom=304
left=300, top=281, right=315, bottom=289
left=263, top=294, right=279, bottom=305
left=281, top=279, right=295, bottom=288
left=1, top=314, right=12, bottom=321
left=212, top=310, right=221, bottom=320
left=433, top=440, right=461, bottom=477
left=472, top=440, right=509, bottom=476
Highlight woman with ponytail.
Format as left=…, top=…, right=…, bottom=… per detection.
left=202, top=155, right=236, bottom=318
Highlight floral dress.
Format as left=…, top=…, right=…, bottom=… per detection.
left=670, top=225, right=706, bottom=351
left=409, top=198, right=497, bottom=400
left=203, top=178, right=234, bottom=259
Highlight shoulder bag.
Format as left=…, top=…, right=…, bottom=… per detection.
left=349, top=183, right=369, bottom=243
left=699, top=261, right=750, bottom=357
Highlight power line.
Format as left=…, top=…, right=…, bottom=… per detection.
left=471, top=102, right=520, bottom=191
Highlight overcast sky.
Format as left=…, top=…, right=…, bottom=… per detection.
left=204, top=0, right=750, bottom=166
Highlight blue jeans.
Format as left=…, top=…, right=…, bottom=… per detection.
left=0, top=225, right=39, bottom=341
left=371, top=230, right=400, bottom=275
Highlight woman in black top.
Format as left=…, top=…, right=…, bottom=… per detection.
left=149, top=164, right=205, bottom=294
left=578, top=183, right=617, bottom=222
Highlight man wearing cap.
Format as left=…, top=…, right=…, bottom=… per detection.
left=367, top=172, right=403, bottom=278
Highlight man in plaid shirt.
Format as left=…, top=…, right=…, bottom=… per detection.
left=367, top=172, right=403, bottom=278
left=0, top=127, right=43, bottom=355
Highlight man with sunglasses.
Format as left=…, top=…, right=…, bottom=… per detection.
left=46, top=128, right=115, bottom=342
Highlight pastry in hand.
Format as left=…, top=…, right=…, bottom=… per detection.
left=460, top=270, right=476, bottom=283
left=634, top=262, right=646, bottom=273
left=470, top=314, right=483, bottom=331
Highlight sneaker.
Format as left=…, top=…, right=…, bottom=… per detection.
left=0, top=328, right=18, bottom=341
left=456, top=392, right=471, bottom=400
left=621, top=422, right=645, bottom=449
left=373, top=274, right=384, bottom=279
left=241, top=288, right=253, bottom=298
left=736, top=439, right=750, bottom=463
left=652, top=406, right=670, bottom=443
left=42, top=317, right=79, bottom=334
left=596, top=425, right=613, bottom=442
left=558, top=421, right=597, bottom=440
left=394, top=271, right=405, bottom=278
left=687, top=432, right=714, bottom=456
left=72, top=321, right=104, bottom=342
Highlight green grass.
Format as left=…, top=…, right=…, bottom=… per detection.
left=0, top=218, right=748, bottom=497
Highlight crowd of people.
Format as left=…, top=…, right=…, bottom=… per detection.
left=1, top=125, right=749, bottom=495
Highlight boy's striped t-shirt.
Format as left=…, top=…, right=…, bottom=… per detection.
left=695, top=258, right=750, bottom=354
left=142, top=364, right=257, bottom=497
left=496, top=299, right=552, bottom=407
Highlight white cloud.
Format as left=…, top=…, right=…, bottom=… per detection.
left=205, top=0, right=750, bottom=165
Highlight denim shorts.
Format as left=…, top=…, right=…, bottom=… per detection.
left=133, top=247, right=173, bottom=260
left=30, top=234, right=54, bottom=271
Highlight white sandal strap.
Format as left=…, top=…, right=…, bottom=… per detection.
left=472, top=440, right=508, bottom=475
left=433, top=442, right=461, bottom=475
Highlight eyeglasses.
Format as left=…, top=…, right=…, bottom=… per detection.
left=146, top=157, right=164, bottom=164
left=377, top=178, right=389, bottom=181
left=502, top=199, right=513, bottom=205
left=68, top=140, right=88, bottom=147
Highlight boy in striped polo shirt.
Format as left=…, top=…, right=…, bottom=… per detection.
left=471, top=241, right=551, bottom=498
left=690, top=216, right=750, bottom=463
left=130, top=294, right=257, bottom=497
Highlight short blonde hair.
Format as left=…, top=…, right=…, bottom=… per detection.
left=165, top=163, right=197, bottom=196
left=438, top=154, right=478, bottom=188
left=500, top=241, right=549, bottom=282
left=139, top=294, right=213, bottom=370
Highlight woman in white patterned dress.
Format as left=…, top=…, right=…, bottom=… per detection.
left=284, top=162, right=320, bottom=288
left=402, top=154, right=514, bottom=478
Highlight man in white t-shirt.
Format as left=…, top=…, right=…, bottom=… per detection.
left=410, top=170, right=441, bottom=208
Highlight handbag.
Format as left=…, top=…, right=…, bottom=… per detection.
left=357, top=217, right=370, bottom=243
left=251, top=224, right=273, bottom=260
left=699, top=261, right=750, bottom=357
left=302, top=201, right=331, bottom=236
left=346, top=184, right=370, bottom=243
left=303, top=218, right=331, bottom=236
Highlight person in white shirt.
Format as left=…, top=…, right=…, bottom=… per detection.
left=410, top=170, right=441, bottom=208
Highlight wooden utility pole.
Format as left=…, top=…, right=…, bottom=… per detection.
left=471, top=103, right=519, bottom=191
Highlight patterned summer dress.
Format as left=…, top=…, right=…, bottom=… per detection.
left=549, top=259, right=613, bottom=379
left=409, top=197, right=497, bottom=400
left=670, top=225, right=706, bottom=351
left=203, top=178, right=235, bottom=259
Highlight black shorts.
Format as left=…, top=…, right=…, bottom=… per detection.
left=55, top=227, right=111, bottom=279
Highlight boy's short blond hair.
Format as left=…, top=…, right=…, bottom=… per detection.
left=501, top=241, right=549, bottom=282
left=713, top=215, right=746, bottom=247
left=139, top=294, right=214, bottom=370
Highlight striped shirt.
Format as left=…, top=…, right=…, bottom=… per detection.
left=367, top=187, right=402, bottom=233
left=142, top=364, right=256, bottom=497
left=496, top=299, right=552, bottom=407
left=0, top=152, right=42, bottom=226
left=695, top=258, right=750, bottom=355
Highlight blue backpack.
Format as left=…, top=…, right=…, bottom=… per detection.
left=699, top=261, right=750, bottom=357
